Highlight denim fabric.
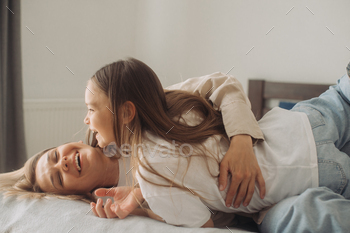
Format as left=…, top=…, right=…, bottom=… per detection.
left=259, top=187, right=350, bottom=233
left=291, top=74, right=350, bottom=198
left=259, top=75, right=350, bottom=233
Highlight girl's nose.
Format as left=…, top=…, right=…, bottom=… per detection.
left=61, top=156, right=69, bottom=171
left=84, top=114, right=90, bottom=125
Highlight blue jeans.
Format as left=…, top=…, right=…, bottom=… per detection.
left=259, top=74, right=350, bottom=233
left=259, top=187, right=350, bottom=233
left=291, top=74, right=350, bottom=198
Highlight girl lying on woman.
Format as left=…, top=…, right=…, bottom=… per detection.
left=0, top=57, right=266, bottom=227
left=1, top=58, right=350, bottom=229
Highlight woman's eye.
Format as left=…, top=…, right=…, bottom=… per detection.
left=88, top=109, right=94, bottom=113
left=58, top=175, right=63, bottom=186
left=55, top=150, right=58, bottom=162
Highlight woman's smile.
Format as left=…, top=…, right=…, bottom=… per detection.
left=35, top=142, right=119, bottom=195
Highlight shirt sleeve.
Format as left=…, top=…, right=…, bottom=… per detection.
left=165, top=72, right=264, bottom=140
left=136, top=157, right=211, bottom=228
left=138, top=176, right=211, bottom=227
left=145, top=191, right=211, bottom=228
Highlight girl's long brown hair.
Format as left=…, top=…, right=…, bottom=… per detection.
left=90, top=57, right=229, bottom=198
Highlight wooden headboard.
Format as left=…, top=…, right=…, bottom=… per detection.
left=248, top=79, right=331, bottom=120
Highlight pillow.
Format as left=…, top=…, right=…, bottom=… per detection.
left=278, top=101, right=297, bottom=110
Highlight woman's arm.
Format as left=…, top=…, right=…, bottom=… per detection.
left=165, top=72, right=266, bottom=207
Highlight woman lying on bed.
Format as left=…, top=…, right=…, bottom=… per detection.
left=1, top=58, right=350, bottom=228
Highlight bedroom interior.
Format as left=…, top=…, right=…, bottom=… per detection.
left=1, top=0, right=350, bottom=232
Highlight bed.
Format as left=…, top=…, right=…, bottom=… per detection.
left=248, top=79, right=331, bottom=120
left=0, top=79, right=333, bottom=233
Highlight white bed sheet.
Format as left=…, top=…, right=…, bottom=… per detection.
left=0, top=192, right=258, bottom=233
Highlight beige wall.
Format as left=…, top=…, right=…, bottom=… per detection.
left=22, top=0, right=350, bottom=98
left=21, top=0, right=350, bottom=154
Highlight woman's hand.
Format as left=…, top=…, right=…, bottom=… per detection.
left=219, top=135, right=265, bottom=208
left=90, top=186, right=144, bottom=219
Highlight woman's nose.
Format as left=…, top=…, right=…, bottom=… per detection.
left=84, top=114, right=90, bottom=125
left=61, top=156, right=69, bottom=171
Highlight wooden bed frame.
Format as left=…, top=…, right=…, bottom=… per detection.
left=248, top=79, right=332, bottom=120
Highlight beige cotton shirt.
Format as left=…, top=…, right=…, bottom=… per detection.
left=165, top=72, right=264, bottom=141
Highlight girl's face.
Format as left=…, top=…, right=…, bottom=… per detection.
left=35, top=142, right=119, bottom=194
left=84, top=81, right=116, bottom=148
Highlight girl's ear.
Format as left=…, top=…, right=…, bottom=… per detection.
left=121, top=101, right=136, bottom=124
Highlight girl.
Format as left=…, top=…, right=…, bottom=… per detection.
left=85, top=58, right=349, bottom=227
left=84, top=57, right=266, bottom=210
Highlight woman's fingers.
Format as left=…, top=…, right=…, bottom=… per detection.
left=95, top=188, right=118, bottom=198
left=95, top=198, right=107, bottom=218
left=104, top=199, right=117, bottom=218
left=90, top=202, right=99, bottom=217
left=115, top=204, right=128, bottom=219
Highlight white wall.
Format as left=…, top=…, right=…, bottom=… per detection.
left=21, top=0, right=350, bottom=155
left=134, top=0, right=350, bottom=88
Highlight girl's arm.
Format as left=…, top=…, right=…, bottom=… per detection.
left=201, top=218, right=214, bottom=228
left=165, top=72, right=266, bottom=207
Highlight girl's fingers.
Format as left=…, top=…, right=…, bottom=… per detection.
left=104, top=199, right=117, bottom=218
left=218, top=164, right=228, bottom=191
left=233, top=179, right=249, bottom=208
left=243, top=178, right=256, bottom=207
left=226, top=173, right=241, bottom=207
left=257, top=172, right=266, bottom=199
left=95, top=198, right=107, bottom=218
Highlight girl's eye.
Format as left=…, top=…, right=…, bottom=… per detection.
left=88, top=109, right=94, bottom=113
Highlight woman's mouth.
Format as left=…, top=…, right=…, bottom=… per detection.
left=75, top=152, right=82, bottom=172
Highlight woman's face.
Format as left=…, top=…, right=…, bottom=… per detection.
left=35, top=142, right=119, bottom=195
left=84, top=80, right=116, bottom=148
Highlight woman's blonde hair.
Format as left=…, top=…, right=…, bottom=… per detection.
left=90, top=57, right=229, bottom=198
left=0, top=147, right=95, bottom=203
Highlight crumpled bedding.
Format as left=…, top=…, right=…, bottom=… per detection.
left=0, top=192, right=256, bottom=233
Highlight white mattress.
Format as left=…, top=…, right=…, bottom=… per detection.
left=0, top=192, right=257, bottom=233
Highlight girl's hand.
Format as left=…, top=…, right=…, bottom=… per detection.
left=90, top=186, right=144, bottom=219
left=219, top=135, right=266, bottom=208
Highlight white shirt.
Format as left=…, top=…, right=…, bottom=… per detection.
left=118, top=72, right=264, bottom=186
left=136, top=107, right=318, bottom=228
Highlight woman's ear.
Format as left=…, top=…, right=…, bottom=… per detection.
left=121, top=101, right=136, bottom=124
